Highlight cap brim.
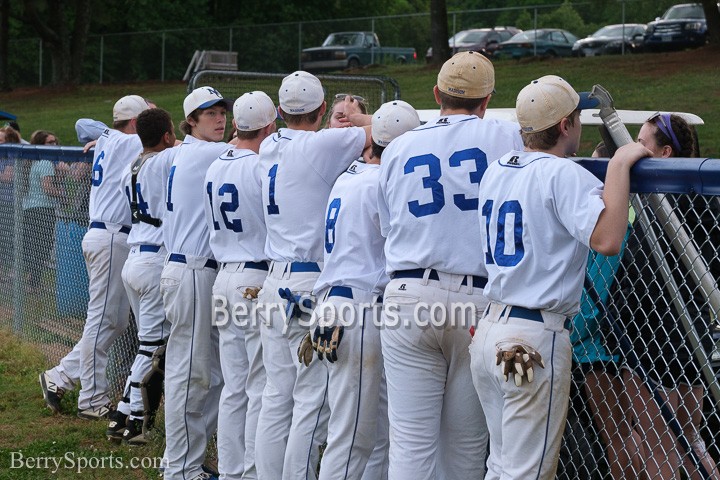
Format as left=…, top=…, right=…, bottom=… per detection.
left=577, top=92, right=599, bottom=111
left=198, top=98, right=233, bottom=110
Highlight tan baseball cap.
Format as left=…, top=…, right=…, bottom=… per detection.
left=279, top=71, right=325, bottom=114
left=437, top=51, right=495, bottom=99
left=516, top=75, right=599, bottom=133
left=113, top=95, right=150, bottom=121
left=372, top=100, right=421, bottom=147
left=233, top=91, right=277, bottom=131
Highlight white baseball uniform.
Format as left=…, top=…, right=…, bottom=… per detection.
left=469, top=150, right=605, bottom=480
left=115, top=148, right=174, bottom=422
left=204, top=147, right=269, bottom=480
left=45, top=128, right=138, bottom=412
left=161, top=138, right=230, bottom=480
left=377, top=114, right=522, bottom=480
left=255, top=126, right=366, bottom=480
left=313, top=159, right=389, bottom=480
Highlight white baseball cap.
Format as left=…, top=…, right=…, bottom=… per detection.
left=233, top=91, right=277, bottom=131
left=516, top=75, right=599, bottom=133
left=279, top=71, right=325, bottom=114
left=371, top=100, right=420, bottom=147
left=437, top=51, right=495, bottom=99
left=183, top=86, right=232, bottom=118
left=113, top=95, right=150, bottom=121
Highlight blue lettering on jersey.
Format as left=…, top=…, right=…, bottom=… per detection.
left=403, top=148, right=488, bottom=218
left=206, top=181, right=220, bottom=230
left=92, top=150, right=105, bottom=186
left=482, top=199, right=524, bottom=267
left=218, top=183, right=243, bottom=232
left=266, top=164, right=280, bottom=215
left=135, top=183, right=149, bottom=216
left=325, top=197, right=341, bottom=253
left=166, top=165, right=176, bottom=212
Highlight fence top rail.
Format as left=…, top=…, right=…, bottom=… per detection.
left=0, top=145, right=92, bottom=162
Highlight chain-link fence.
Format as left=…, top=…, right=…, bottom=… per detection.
left=1, top=147, right=719, bottom=477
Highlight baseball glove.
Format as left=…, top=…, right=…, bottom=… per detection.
left=297, top=332, right=316, bottom=367
left=313, top=325, right=344, bottom=363
left=242, top=287, right=261, bottom=300
left=496, top=345, right=545, bottom=386
left=278, top=288, right=313, bottom=320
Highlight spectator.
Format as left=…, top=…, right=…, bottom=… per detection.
left=0, top=126, right=21, bottom=279
left=324, top=93, right=368, bottom=128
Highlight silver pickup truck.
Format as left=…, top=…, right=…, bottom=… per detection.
left=300, top=32, right=417, bottom=72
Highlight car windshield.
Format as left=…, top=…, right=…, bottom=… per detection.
left=323, top=33, right=363, bottom=47
left=507, top=30, right=548, bottom=42
left=450, top=30, right=489, bottom=44
left=663, top=4, right=705, bottom=19
left=593, top=25, right=636, bottom=38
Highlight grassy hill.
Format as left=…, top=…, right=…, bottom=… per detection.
left=1, top=45, right=719, bottom=157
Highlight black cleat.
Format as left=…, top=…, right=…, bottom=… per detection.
left=39, top=371, right=65, bottom=414
left=106, top=410, right=128, bottom=442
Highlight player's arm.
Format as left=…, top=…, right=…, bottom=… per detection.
left=590, top=142, right=651, bottom=256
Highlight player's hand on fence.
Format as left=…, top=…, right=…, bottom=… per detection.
left=297, top=331, right=316, bottom=367
left=313, top=325, right=344, bottom=363
left=496, top=344, right=545, bottom=386
left=83, top=139, right=97, bottom=153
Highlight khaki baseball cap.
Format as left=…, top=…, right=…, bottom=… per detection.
left=113, top=95, right=150, bottom=122
left=437, top=51, right=495, bottom=99
left=279, top=71, right=325, bottom=114
left=372, top=100, right=420, bottom=147
left=516, top=75, right=599, bottom=133
left=233, top=91, right=277, bottom=131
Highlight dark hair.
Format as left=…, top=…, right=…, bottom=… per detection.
left=8, top=121, right=20, bottom=132
left=437, top=91, right=485, bottom=112
left=113, top=119, right=131, bottom=130
left=371, top=140, right=385, bottom=160
left=179, top=110, right=200, bottom=135
left=136, top=108, right=173, bottom=148
left=653, top=114, right=697, bottom=158
left=236, top=129, right=263, bottom=141
left=521, top=110, right=579, bottom=150
left=0, top=126, right=21, bottom=144
left=279, top=104, right=323, bottom=126
left=29, top=130, right=58, bottom=145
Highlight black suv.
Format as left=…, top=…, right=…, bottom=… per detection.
left=644, top=3, right=711, bottom=51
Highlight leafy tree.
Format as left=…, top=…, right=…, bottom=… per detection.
left=429, top=0, right=450, bottom=64
left=701, top=0, right=720, bottom=45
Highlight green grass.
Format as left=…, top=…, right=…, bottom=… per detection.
left=0, top=328, right=165, bottom=479
left=0, top=46, right=718, bottom=156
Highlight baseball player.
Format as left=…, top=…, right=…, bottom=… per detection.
left=40, top=95, right=149, bottom=419
left=254, top=72, right=371, bottom=480
left=104, top=108, right=176, bottom=445
left=204, top=91, right=276, bottom=480
left=304, top=100, right=419, bottom=480
left=469, top=75, right=651, bottom=480
left=375, top=51, right=522, bottom=480
left=161, top=86, right=232, bottom=480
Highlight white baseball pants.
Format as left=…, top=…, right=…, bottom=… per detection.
left=47, top=225, right=131, bottom=410
left=255, top=262, right=329, bottom=480
left=161, top=255, right=223, bottom=480
left=213, top=262, right=268, bottom=480
left=469, top=302, right=572, bottom=480
left=381, top=271, right=488, bottom=480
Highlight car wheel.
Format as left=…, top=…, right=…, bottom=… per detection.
left=348, top=58, right=361, bottom=69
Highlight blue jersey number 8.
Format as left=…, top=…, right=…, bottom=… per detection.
left=482, top=199, right=524, bottom=267
left=325, top=198, right=341, bottom=253
left=403, top=148, right=487, bottom=218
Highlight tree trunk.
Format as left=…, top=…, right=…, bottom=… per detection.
left=0, top=0, right=9, bottom=91
left=430, top=0, right=450, bottom=66
left=22, top=0, right=91, bottom=85
left=701, top=0, right=720, bottom=46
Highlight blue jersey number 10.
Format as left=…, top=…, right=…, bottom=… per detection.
left=481, top=199, right=524, bottom=267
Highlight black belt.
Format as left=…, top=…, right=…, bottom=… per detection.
left=168, top=253, right=218, bottom=270
left=508, top=306, right=571, bottom=330
left=393, top=268, right=487, bottom=289
left=90, top=221, right=131, bottom=235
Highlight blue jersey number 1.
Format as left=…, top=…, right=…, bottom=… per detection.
left=482, top=199, right=525, bottom=267
left=266, top=164, right=280, bottom=215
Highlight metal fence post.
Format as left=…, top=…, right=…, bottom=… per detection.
left=12, top=152, right=23, bottom=334
left=161, top=32, right=166, bottom=82
left=229, top=27, right=233, bottom=52
left=298, top=22, right=302, bottom=70
left=371, top=17, right=376, bottom=65
left=99, top=35, right=104, bottom=84
left=38, top=39, right=42, bottom=87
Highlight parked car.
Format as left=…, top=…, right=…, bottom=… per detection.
left=425, top=26, right=521, bottom=61
left=644, top=3, right=712, bottom=51
left=495, top=29, right=579, bottom=59
left=300, top=32, right=416, bottom=72
left=572, top=24, right=647, bottom=56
